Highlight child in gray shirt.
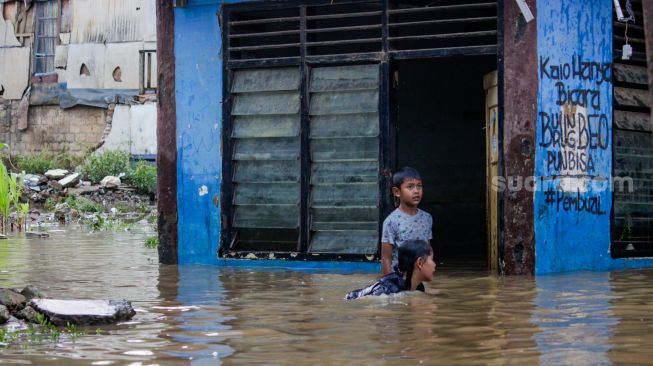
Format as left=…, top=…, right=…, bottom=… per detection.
left=381, top=167, right=433, bottom=275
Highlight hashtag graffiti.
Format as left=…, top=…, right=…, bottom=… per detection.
left=544, top=186, right=556, bottom=206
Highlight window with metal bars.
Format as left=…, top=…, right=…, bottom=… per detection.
left=224, top=0, right=497, bottom=67
left=221, top=0, right=497, bottom=259
left=224, top=65, right=381, bottom=257
left=34, top=0, right=59, bottom=75
left=611, top=0, right=653, bottom=258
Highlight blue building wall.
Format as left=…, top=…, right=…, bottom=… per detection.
left=175, top=0, right=225, bottom=264
left=174, top=0, right=653, bottom=273
left=173, top=0, right=378, bottom=272
left=534, top=0, right=653, bottom=273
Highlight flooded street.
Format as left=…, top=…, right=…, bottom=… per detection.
left=2, top=227, right=653, bottom=365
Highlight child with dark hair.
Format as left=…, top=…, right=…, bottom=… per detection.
left=345, top=240, right=435, bottom=300
left=381, top=167, right=433, bottom=275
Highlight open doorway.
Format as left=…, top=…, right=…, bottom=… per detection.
left=393, top=55, right=497, bottom=269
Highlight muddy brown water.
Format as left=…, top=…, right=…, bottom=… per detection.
left=2, top=226, right=653, bottom=365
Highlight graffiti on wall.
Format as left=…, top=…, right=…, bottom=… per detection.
left=538, top=55, right=612, bottom=216
left=534, top=0, right=614, bottom=273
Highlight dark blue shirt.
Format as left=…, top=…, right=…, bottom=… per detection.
left=345, top=272, right=425, bottom=300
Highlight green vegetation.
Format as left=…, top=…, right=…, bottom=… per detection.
left=0, top=163, right=25, bottom=233
left=128, top=161, right=157, bottom=194
left=43, top=197, right=58, bottom=212
left=13, top=151, right=83, bottom=175
left=145, top=236, right=158, bottom=249
left=65, top=195, right=102, bottom=213
left=112, top=202, right=133, bottom=214
left=80, top=214, right=134, bottom=232
left=0, top=313, right=88, bottom=347
left=80, top=150, right=131, bottom=183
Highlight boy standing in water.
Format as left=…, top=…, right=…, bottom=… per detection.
left=381, top=167, right=433, bottom=275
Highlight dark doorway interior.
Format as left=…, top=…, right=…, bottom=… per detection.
left=394, top=55, right=496, bottom=268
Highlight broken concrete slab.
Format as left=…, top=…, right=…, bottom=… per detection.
left=0, top=289, right=26, bottom=312
left=58, top=173, right=81, bottom=188
left=30, top=299, right=136, bottom=326
left=67, top=185, right=100, bottom=196
left=44, top=169, right=69, bottom=180
left=0, top=305, right=9, bottom=324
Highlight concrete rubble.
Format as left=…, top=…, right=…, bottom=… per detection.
left=30, top=299, right=136, bottom=326
left=0, top=286, right=136, bottom=327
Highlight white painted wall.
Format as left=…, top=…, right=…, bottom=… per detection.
left=0, top=47, right=30, bottom=100
left=65, top=43, right=106, bottom=88
left=70, top=0, right=156, bottom=44
left=0, top=19, right=21, bottom=47
left=100, top=102, right=157, bottom=155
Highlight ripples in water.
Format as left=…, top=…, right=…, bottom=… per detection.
left=1, top=226, right=653, bottom=365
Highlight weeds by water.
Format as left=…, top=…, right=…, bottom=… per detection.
left=145, top=236, right=158, bottom=249
left=13, top=151, right=82, bottom=175
left=0, top=313, right=90, bottom=348
left=65, top=195, right=102, bottom=213
left=80, top=151, right=131, bottom=184
left=129, top=161, right=157, bottom=194
left=0, top=159, right=28, bottom=233
left=81, top=214, right=135, bottom=232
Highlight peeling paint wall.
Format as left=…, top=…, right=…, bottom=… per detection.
left=0, top=46, right=29, bottom=99
left=0, top=0, right=158, bottom=156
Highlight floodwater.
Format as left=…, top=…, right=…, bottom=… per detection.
left=2, top=227, right=653, bottom=365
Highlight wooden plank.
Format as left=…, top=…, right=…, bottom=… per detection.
left=614, top=110, right=652, bottom=131
left=229, top=29, right=300, bottom=38
left=306, top=10, right=381, bottom=21
left=389, top=30, right=497, bottom=42
left=643, top=0, right=653, bottom=127
left=306, top=37, right=382, bottom=47
left=155, top=0, right=177, bottom=264
left=228, top=57, right=301, bottom=69
left=614, top=87, right=651, bottom=108
left=388, top=2, right=495, bottom=15
left=306, top=24, right=381, bottom=34
left=614, top=49, right=648, bottom=62
left=390, top=45, right=497, bottom=60
left=614, top=35, right=646, bottom=44
left=229, top=42, right=300, bottom=52
left=615, top=202, right=653, bottom=216
left=229, top=16, right=299, bottom=26
left=614, top=21, right=644, bottom=32
left=389, top=16, right=497, bottom=28
left=614, top=63, right=649, bottom=85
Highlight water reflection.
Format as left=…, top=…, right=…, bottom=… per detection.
left=608, top=269, right=653, bottom=365
left=2, top=227, right=653, bottom=365
left=532, top=272, right=616, bottom=366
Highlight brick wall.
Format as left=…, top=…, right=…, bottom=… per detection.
left=0, top=100, right=108, bottom=156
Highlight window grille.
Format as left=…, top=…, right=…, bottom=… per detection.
left=34, top=0, right=58, bottom=75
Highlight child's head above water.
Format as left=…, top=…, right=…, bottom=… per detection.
left=391, top=167, right=423, bottom=208
left=398, top=240, right=436, bottom=291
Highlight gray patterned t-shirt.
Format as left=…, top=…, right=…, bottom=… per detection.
left=381, top=208, right=433, bottom=271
